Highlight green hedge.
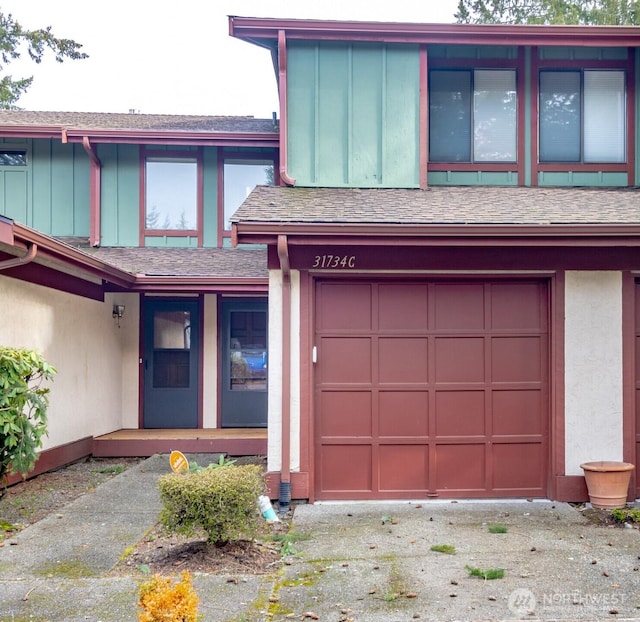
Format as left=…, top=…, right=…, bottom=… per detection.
left=158, top=464, right=265, bottom=545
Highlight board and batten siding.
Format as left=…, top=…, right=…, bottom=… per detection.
left=0, top=139, right=89, bottom=236
left=287, top=41, right=420, bottom=188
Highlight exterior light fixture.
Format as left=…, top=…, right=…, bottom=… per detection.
left=112, top=304, right=125, bottom=327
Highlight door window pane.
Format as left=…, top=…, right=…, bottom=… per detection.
left=539, top=71, right=581, bottom=162
left=429, top=70, right=471, bottom=162
left=153, top=311, right=191, bottom=388
left=223, top=160, right=274, bottom=230
left=230, top=310, right=267, bottom=391
left=145, top=158, right=197, bottom=230
left=584, top=71, right=625, bottom=163
left=474, top=70, right=517, bottom=162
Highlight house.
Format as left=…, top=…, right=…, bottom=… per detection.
left=2, top=18, right=640, bottom=505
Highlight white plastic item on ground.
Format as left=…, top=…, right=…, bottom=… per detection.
left=258, top=495, right=279, bottom=522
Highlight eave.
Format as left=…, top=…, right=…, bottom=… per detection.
left=0, top=125, right=279, bottom=148
left=229, top=15, right=640, bottom=48
left=233, top=222, right=640, bottom=248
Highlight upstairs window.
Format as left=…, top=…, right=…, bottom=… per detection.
left=539, top=70, right=626, bottom=163
left=0, top=150, right=26, bottom=166
left=144, top=156, right=199, bottom=232
left=223, top=159, right=274, bottom=230
left=429, top=69, right=517, bottom=163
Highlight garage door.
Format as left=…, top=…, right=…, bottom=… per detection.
left=314, top=280, right=549, bottom=500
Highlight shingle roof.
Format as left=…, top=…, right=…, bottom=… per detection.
left=233, top=185, right=640, bottom=225
left=0, top=110, right=278, bottom=133
left=86, top=246, right=267, bottom=278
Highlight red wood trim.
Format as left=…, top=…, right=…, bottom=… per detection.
left=82, top=137, right=102, bottom=247
left=531, top=47, right=540, bottom=187
left=554, top=475, right=588, bottom=502
left=278, top=30, right=295, bottom=186
left=299, top=270, right=313, bottom=499
left=198, top=293, right=205, bottom=428
left=143, top=229, right=199, bottom=237
left=621, top=271, right=636, bottom=498
left=138, top=293, right=145, bottom=429
left=5, top=437, right=93, bottom=487
left=550, top=271, right=565, bottom=501
left=217, top=149, right=225, bottom=247
left=537, top=163, right=630, bottom=172
left=419, top=45, right=428, bottom=189
left=278, top=235, right=292, bottom=484
left=517, top=47, right=526, bottom=186
left=264, top=471, right=309, bottom=501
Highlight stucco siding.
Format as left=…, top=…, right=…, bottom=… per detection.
left=564, top=271, right=623, bottom=475
left=267, top=269, right=301, bottom=472
left=0, top=276, right=137, bottom=449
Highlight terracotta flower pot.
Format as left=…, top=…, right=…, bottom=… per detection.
left=580, top=461, right=634, bottom=510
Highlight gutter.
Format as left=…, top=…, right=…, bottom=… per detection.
left=81, top=137, right=102, bottom=247
left=277, top=30, right=295, bottom=186
left=0, top=242, right=37, bottom=271
left=277, top=234, right=292, bottom=512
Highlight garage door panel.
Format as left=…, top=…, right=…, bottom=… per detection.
left=491, top=283, right=543, bottom=330
left=379, top=284, right=429, bottom=330
left=493, top=390, right=543, bottom=435
left=435, top=337, right=485, bottom=383
left=434, top=283, right=485, bottom=330
left=436, top=444, right=486, bottom=491
left=492, top=337, right=542, bottom=382
left=435, top=391, right=485, bottom=436
left=379, top=391, right=429, bottom=436
left=379, top=445, right=429, bottom=491
left=321, top=445, right=372, bottom=493
left=321, top=338, right=371, bottom=384
left=317, top=283, right=372, bottom=331
left=316, top=279, right=548, bottom=500
left=493, top=443, right=543, bottom=490
left=320, top=391, right=372, bottom=437
left=378, top=337, right=428, bottom=383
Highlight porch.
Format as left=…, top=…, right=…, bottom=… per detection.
left=92, top=428, right=267, bottom=458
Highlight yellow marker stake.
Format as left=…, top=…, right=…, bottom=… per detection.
left=169, top=450, right=188, bottom=473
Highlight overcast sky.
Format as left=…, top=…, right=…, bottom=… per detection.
left=2, top=0, right=459, bottom=118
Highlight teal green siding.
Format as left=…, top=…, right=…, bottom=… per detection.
left=202, top=148, right=219, bottom=247
left=288, top=41, right=420, bottom=187
left=144, top=236, right=198, bottom=247
left=0, top=169, right=28, bottom=224
left=538, top=172, right=628, bottom=186
left=428, top=171, right=519, bottom=186
left=99, top=144, right=140, bottom=247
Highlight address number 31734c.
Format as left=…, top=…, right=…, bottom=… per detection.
left=312, top=255, right=356, bottom=269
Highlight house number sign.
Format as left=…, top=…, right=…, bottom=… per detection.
left=312, top=254, right=356, bottom=269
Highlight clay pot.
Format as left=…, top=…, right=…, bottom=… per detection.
left=580, top=461, right=634, bottom=510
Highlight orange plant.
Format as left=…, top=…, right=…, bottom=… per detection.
left=138, top=570, right=199, bottom=622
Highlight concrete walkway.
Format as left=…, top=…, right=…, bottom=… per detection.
left=1, top=455, right=640, bottom=621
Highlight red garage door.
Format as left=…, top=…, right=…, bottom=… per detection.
left=314, top=280, right=549, bottom=500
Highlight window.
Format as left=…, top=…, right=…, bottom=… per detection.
left=223, top=159, right=274, bottom=230
left=145, top=157, right=198, bottom=231
left=429, top=69, right=517, bottom=163
left=0, top=150, right=27, bottom=166
left=539, top=70, right=626, bottom=163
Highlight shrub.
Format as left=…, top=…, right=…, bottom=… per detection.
left=138, top=570, right=199, bottom=622
left=158, top=464, right=265, bottom=545
left=0, top=347, right=55, bottom=487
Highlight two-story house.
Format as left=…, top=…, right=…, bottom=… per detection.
left=1, top=17, right=639, bottom=507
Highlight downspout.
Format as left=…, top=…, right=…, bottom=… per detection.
left=81, top=136, right=102, bottom=247
left=0, top=242, right=37, bottom=271
left=277, top=234, right=292, bottom=512
left=277, top=30, right=296, bottom=186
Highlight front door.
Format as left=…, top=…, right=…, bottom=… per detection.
left=221, top=299, right=268, bottom=427
left=143, top=299, right=200, bottom=428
